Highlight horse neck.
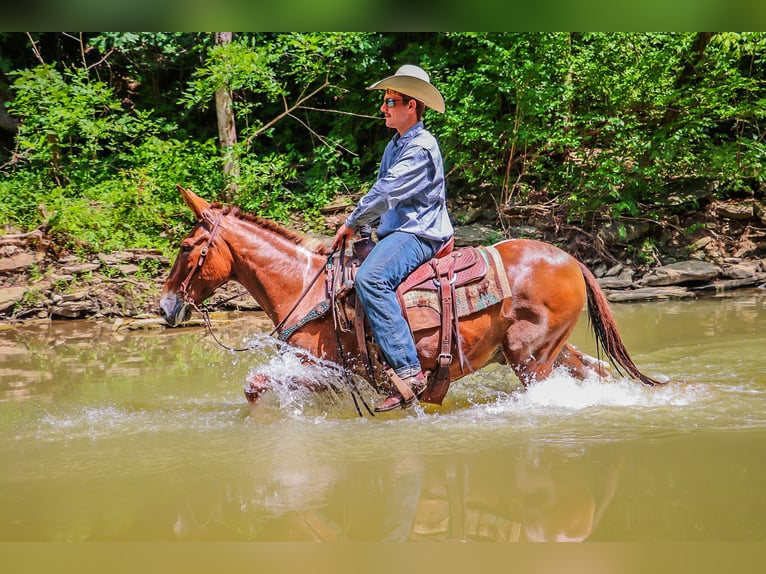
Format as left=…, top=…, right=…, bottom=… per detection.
left=221, top=216, right=327, bottom=325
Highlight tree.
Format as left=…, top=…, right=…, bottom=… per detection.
left=214, top=32, right=239, bottom=201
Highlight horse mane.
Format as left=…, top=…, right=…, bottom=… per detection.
left=213, top=203, right=331, bottom=255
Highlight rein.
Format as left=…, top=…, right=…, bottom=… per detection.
left=177, top=215, right=373, bottom=416
left=180, top=211, right=333, bottom=352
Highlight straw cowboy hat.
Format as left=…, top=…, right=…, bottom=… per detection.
left=367, top=64, right=445, bottom=113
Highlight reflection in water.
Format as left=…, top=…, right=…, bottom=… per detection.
left=204, top=444, right=624, bottom=542
left=1, top=292, right=765, bottom=541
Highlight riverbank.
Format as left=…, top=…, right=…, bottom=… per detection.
left=1, top=195, right=765, bottom=327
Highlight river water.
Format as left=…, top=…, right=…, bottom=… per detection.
left=1, top=291, right=765, bottom=542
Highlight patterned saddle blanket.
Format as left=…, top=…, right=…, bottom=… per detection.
left=397, top=245, right=513, bottom=332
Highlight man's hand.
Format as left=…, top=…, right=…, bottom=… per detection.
left=331, top=223, right=356, bottom=252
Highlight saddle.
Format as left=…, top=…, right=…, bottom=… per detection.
left=277, top=236, right=491, bottom=405
left=397, top=239, right=487, bottom=294
left=346, top=237, right=488, bottom=405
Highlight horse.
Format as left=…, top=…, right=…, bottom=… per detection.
left=159, top=185, right=662, bottom=411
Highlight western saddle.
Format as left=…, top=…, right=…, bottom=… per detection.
left=276, top=235, right=490, bottom=405
left=342, top=236, right=488, bottom=404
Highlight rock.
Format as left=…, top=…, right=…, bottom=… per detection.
left=689, top=236, right=714, bottom=252
left=0, top=252, right=35, bottom=273
left=114, top=264, right=140, bottom=275
left=606, top=286, right=695, bottom=302
left=721, top=262, right=761, bottom=280
left=663, top=178, right=717, bottom=206
left=61, top=289, right=90, bottom=302
left=639, top=260, right=720, bottom=286
left=693, top=273, right=766, bottom=293
left=0, top=286, right=26, bottom=313
left=113, top=317, right=178, bottom=331
left=61, top=262, right=101, bottom=275
left=50, top=299, right=99, bottom=319
left=220, top=298, right=261, bottom=311
left=597, top=269, right=635, bottom=289
left=453, top=224, right=503, bottom=247
left=480, top=209, right=499, bottom=222
left=604, top=263, right=625, bottom=277
left=99, top=253, right=133, bottom=265
left=50, top=274, right=75, bottom=283
left=593, top=263, right=608, bottom=278
left=716, top=201, right=754, bottom=220
left=503, top=224, right=542, bottom=239
left=597, top=221, right=651, bottom=246
left=734, top=239, right=759, bottom=258
left=462, top=208, right=483, bottom=225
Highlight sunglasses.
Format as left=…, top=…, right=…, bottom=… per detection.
left=383, top=97, right=406, bottom=108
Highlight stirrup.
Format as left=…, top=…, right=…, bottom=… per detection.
left=374, top=373, right=426, bottom=413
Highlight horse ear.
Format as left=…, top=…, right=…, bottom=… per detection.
left=176, top=184, right=211, bottom=220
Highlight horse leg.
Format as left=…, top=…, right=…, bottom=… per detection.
left=500, top=309, right=573, bottom=386
left=553, top=343, right=610, bottom=380
left=243, top=352, right=353, bottom=404
left=499, top=290, right=588, bottom=386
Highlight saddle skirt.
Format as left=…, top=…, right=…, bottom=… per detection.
left=397, top=245, right=512, bottom=332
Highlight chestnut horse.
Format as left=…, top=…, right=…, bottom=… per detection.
left=159, top=186, right=661, bottom=410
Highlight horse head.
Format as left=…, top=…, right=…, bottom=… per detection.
left=159, top=185, right=235, bottom=326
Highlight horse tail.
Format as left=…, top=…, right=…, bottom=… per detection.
left=576, top=260, right=663, bottom=386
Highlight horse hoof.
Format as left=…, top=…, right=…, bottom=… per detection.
left=244, top=384, right=261, bottom=402
left=244, top=373, right=270, bottom=403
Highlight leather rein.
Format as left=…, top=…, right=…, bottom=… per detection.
left=177, top=214, right=373, bottom=416
left=178, top=211, right=330, bottom=351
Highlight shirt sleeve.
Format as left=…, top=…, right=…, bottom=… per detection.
left=345, top=145, right=433, bottom=229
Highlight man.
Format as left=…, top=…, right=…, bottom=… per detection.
left=332, top=64, right=454, bottom=412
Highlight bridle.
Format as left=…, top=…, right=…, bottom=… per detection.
left=178, top=212, right=224, bottom=307
left=174, top=211, right=373, bottom=415
left=177, top=209, right=329, bottom=348
left=177, top=211, right=256, bottom=353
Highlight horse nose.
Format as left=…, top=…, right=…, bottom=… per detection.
left=158, top=292, right=180, bottom=325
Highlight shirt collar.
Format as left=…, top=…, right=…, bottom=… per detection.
left=393, top=121, right=424, bottom=146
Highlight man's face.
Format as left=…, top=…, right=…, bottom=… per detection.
left=380, top=89, right=415, bottom=133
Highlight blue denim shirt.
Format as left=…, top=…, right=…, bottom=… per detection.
left=345, top=122, right=453, bottom=244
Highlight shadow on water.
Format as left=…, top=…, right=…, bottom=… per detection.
left=1, top=291, right=765, bottom=541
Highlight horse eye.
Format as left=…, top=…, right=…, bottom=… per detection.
left=181, top=243, right=193, bottom=254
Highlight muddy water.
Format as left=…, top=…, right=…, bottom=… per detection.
left=1, top=291, right=765, bottom=542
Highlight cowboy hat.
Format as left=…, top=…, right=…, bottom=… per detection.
left=367, top=64, right=445, bottom=114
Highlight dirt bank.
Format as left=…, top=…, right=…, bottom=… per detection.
left=1, top=196, right=765, bottom=327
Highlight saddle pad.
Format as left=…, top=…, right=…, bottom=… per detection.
left=402, top=245, right=512, bottom=332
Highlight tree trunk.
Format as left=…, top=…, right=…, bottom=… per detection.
left=215, top=32, right=239, bottom=202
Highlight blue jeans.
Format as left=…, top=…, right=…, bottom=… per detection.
left=355, top=231, right=438, bottom=379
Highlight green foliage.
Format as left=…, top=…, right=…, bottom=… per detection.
left=236, top=150, right=300, bottom=220
left=433, top=33, right=766, bottom=219
left=1, top=61, right=224, bottom=253
left=8, top=65, right=124, bottom=182
left=179, top=36, right=281, bottom=114
left=1, top=32, right=765, bottom=257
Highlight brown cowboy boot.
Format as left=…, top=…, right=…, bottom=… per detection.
left=374, top=372, right=427, bottom=412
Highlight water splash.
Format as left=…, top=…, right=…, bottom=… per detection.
left=519, top=368, right=699, bottom=410
left=36, top=405, right=152, bottom=441
left=243, top=339, right=377, bottom=419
